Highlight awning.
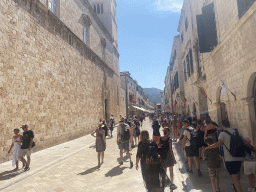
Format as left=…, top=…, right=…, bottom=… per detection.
left=131, top=105, right=154, bottom=113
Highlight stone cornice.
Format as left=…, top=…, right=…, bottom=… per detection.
left=13, top=0, right=118, bottom=76
left=81, top=0, right=120, bottom=57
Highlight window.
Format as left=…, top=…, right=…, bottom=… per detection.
left=183, top=61, right=187, bottom=82
left=185, top=17, right=188, bottom=31
left=196, top=3, right=218, bottom=53
left=84, top=27, right=88, bottom=44
left=49, top=0, right=56, bottom=14
left=102, top=47, right=105, bottom=60
left=189, top=49, right=194, bottom=74
left=181, top=33, right=184, bottom=43
left=94, top=3, right=104, bottom=14
left=186, top=54, right=191, bottom=77
left=237, top=0, right=255, bottom=18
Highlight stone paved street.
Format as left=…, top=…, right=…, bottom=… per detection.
left=0, top=118, right=252, bottom=192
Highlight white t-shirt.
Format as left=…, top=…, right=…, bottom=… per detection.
left=183, top=127, right=194, bottom=147
left=218, top=128, right=244, bottom=162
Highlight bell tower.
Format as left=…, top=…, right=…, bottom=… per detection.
left=88, top=0, right=118, bottom=49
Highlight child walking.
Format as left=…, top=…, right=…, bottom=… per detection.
left=203, top=138, right=221, bottom=192
left=8, top=128, right=24, bottom=170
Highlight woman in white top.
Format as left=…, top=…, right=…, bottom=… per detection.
left=8, top=129, right=23, bottom=170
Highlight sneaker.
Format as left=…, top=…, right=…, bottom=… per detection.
left=198, top=169, right=202, bottom=177
left=186, top=169, right=193, bottom=173
left=170, top=183, right=177, bottom=190
left=119, top=161, right=123, bottom=165
left=24, top=166, right=30, bottom=171
left=216, top=188, right=220, bottom=192
left=130, top=161, right=133, bottom=168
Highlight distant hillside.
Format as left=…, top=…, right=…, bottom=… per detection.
left=143, top=88, right=163, bottom=103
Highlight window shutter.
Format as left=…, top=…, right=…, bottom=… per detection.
left=237, top=0, right=255, bottom=18
left=189, top=49, right=194, bottom=74
left=186, top=54, right=190, bottom=77
left=196, top=2, right=218, bottom=53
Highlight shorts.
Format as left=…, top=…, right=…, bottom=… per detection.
left=153, top=136, right=160, bottom=143
left=225, top=161, right=242, bottom=175
left=208, top=168, right=220, bottom=179
left=19, top=148, right=32, bottom=157
left=244, top=161, right=256, bottom=175
left=185, top=146, right=199, bottom=157
left=109, top=126, right=114, bottom=131
left=118, top=141, right=129, bottom=151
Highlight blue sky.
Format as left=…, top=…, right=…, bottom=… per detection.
left=117, top=0, right=183, bottom=90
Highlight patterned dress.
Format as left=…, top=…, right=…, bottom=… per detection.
left=96, top=129, right=105, bottom=152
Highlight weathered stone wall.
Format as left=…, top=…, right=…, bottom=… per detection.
left=0, top=0, right=120, bottom=163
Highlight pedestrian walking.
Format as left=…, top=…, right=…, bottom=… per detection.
left=102, top=119, right=109, bottom=138
left=8, top=128, right=24, bottom=170
left=182, top=120, right=202, bottom=177
left=127, top=120, right=135, bottom=149
left=243, top=137, right=256, bottom=192
left=196, top=120, right=207, bottom=159
left=152, top=118, right=161, bottom=144
left=91, top=123, right=106, bottom=168
left=108, top=115, right=115, bottom=138
left=19, top=124, right=35, bottom=171
left=204, top=121, right=218, bottom=142
left=206, top=120, right=244, bottom=192
left=140, top=115, right=144, bottom=126
left=203, top=138, right=221, bottom=192
left=158, top=127, right=177, bottom=190
left=172, top=115, right=178, bottom=141
left=133, top=119, right=141, bottom=146
left=117, top=117, right=133, bottom=168
left=136, top=130, right=164, bottom=192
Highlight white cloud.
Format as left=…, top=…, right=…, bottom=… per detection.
left=153, top=0, right=183, bottom=13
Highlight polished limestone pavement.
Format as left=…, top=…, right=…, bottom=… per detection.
left=0, top=117, right=251, bottom=192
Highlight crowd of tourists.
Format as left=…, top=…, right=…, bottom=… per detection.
left=91, top=112, right=256, bottom=192
left=7, top=112, right=256, bottom=192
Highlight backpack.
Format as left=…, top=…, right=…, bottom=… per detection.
left=186, top=128, right=198, bottom=147
left=146, top=141, right=161, bottom=165
left=223, top=129, right=245, bottom=157
left=119, top=124, right=130, bottom=142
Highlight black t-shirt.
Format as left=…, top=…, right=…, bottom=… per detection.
left=152, top=120, right=160, bottom=136
left=21, top=130, right=34, bottom=149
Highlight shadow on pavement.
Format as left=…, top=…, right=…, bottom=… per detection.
left=105, top=165, right=127, bottom=177
left=116, top=155, right=129, bottom=163
left=0, top=169, right=23, bottom=181
left=77, top=166, right=99, bottom=176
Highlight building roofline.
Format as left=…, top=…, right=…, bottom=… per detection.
left=81, top=0, right=119, bottom=57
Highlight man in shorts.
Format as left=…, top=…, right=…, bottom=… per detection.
left=117, top=117, right=133, bottom=168
left=206, top=120, right=244, bottom=192
left=109, top=115, right=115, bottom=138
left=19, top=124, right=34, bottom=171
left=182, top=120, right=202, bottom=177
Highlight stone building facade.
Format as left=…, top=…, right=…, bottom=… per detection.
left=164, top=0, right=256, bottom=143
left=120, top=71, right=152, bottom=117
left=0, top=0, right=120, bottom=163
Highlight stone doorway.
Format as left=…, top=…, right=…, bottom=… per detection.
left=105, top=99, right=108, bottom=121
